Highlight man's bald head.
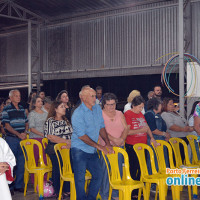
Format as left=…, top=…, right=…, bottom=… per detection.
left=79, top=85, right=91, bottom=99
left=81, top=87, right=96, bottom=109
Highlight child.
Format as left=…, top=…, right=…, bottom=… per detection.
left=0, top=137, right=16, bottom=200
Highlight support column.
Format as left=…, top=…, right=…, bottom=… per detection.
left=28, top=21, right=32, bottom=95
left=37, top=24, right=41, bottom=92
left=179, top=0, right=184, bottom=117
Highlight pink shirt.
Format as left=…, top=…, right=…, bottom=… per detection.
left=99, top=110, right=125, bottom=146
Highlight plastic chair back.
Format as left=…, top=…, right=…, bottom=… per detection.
left=169, top=138, right=191, bottom=167
left=152, top=140, right=175, bottom=171
left=186, top=135, right=199, bottom=164
left=102, top=147, right=132, bottom=184
left=20, top=139, right=46, bottom=169
left=42, top=138, right=48, bottom=148
left=54, top=143, right=72, bottom=178
left=133, top=143, right=158, bottom=177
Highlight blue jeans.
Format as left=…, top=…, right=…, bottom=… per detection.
left=99, top=147, right=124, bottom=200
left=195, top=141, right=200, bottom=160
left=6, top=136, right=25, bottom=190
left=71, top=148, right=103, bottom=200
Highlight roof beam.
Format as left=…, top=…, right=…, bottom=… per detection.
left=0, top=0, right=45, bottom=24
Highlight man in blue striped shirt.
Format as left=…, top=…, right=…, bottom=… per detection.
left=2, top=90, right=28, bottom=195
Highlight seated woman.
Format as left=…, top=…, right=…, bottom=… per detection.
left=0, top=137, right=16, bottom=199
left=99, top=93, right=128, bottom=200
left=161, top=97, right=193, bottom=163
left=124, top=96, right=156, bottom=199
left=28, top=96, right=48, bottom=183
left=144, top=98, right=170, bottom=191
left=44, top=101, right=73, bottom=198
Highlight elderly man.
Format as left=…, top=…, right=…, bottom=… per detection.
left=71, top=87, right=113, bottom=200
left=2, top=90, right=28, bottom=194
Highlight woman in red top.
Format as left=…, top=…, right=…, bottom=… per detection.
left=124, top=95, right=156, bottom=199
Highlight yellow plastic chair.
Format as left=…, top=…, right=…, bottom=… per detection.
left=0, top=133, right=2, bottom=137
left=169, top=138, right=199, bottom=168
left=152, top=140, right=192, bottom=200
left=134, top=143, right=177, bottom=200
left=186, top=135, right=200, bottom=165
left=169, top=138, right=199, bottom=199
left=20, top=139, right=52, bottom=198
left=54, top=143, right=92, bottom=200
left=102, top=147, right=146, bottom=200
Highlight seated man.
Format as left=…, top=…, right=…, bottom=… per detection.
left=0, top=137, right=16, bottom=199
left=2, top=89, right=28, bottom=194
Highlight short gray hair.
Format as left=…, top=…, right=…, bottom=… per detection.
left=9, top=89, right=20, bottom=97
left=79, top=85, right=90, bottom=97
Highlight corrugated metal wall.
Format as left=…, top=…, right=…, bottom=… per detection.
left=0, top=0, right=200, bottom=83
left=43, top=1, right=179, bottom=80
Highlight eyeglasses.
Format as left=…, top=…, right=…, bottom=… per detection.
left=105, top=103, right=116, bottom=107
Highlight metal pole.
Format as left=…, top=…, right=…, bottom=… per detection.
left=179, top=0, right=184, bottom=117
left=37, top=24, right=41, bottom=92
left=28, top=21, right=32, bottom=95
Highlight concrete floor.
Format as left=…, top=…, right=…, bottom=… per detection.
left=11, top=184, right=195, bottom=200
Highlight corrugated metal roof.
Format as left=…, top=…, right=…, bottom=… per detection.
left=0, top=0, right=174, bottom=31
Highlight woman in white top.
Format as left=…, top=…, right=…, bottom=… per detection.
left=123, top=90, right=145, bottom=114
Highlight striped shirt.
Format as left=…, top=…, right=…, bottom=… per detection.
left=2, top=103, right=28, bottom=137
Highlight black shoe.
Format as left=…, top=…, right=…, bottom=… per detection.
left=10, top=190, right=14, bottom=196
left=14, top=188, right=24, bottom=193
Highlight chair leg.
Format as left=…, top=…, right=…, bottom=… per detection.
left=70, top=180, right=76, bottom=200
left=192, top=175, right=198, bottom=199
left=138, top=188, right=142, bottom=200
left=145, top=183, right=151, bottom=200
left=188, top=185, right=192, bottom=200
left=123, top=188, right=132, bottom=200
left=24, top=170, right=29, bottom=196
left=142, top=186, right=147, bottom=200
left=171, top=185, right=180, bottom=200
left=34, top=174, right=38, bottom=193
left=59, top=179, right=64, bottom=200
left=155, top=185, right=158, bottom=200
left=119, top=190, right=123, bottom=200
left=108, top=186, right=112, bottom=200
left=37, top=172, right=44, bottom=199
left=165, top=184, right=168, bottom=197
left=158, top=181, right=166, bottom=200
